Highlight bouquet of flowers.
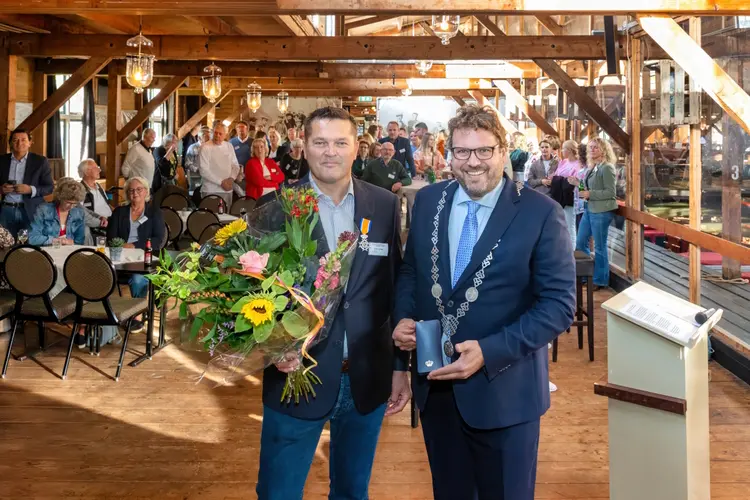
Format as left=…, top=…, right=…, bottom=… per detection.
left=147, top=187, right=358, bottom=403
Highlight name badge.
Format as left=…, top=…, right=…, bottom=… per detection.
left=368, top=242, right=389, bottom=257
left=399, top=148, right=406, bottom=153
left=235, top=145, right=240, bottom=150
left=138, top=215, right=148, bottom=224
left=388, top=173, right=395, bottom=179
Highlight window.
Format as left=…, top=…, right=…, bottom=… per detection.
left=147, top=88, right=168, bottom=142
left=56, top=75, right=86, bottom=178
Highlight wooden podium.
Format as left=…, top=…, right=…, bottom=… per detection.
left=597, top=281, right=721, bottom=500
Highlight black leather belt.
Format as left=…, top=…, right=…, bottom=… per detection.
left=1, top=202, right=22, bottom=208
left=341, top=359, right=349, bottom=373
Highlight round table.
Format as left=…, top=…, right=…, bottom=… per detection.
left=398, top=179, right=429, bottom=228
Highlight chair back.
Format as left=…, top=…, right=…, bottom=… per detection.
left=4, top=245, right=57, bottom=297
left=63, top=249, right=116, bottom=302
left=161, top=207, right=183, bottom=246
left=161, top=192, right=190, bottom=211
left=187, top=209, right=219, bottom=242
left=160, top=222, right=170, bottom=250
left=198, top=195, right=225, bottom=214
left=230, top=197, right=257, bottom=216
left=198, top=223, right=222, bottom=245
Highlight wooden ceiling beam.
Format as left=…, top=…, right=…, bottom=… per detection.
left=74, top=13, right=141, bottom=34
left=638, top=15, right=750, bottom=136
left=117, top=75, right=187, bottom=145
left=345, top=15, right=399, bottom=30
left=468, top=89, right=519, bottom=133
left=493, top=79, right=557, bottom=136
left=17, top=56, right=111, bottom=134
left=181, top=88, right=497, bottom=97
left=177, top=77, right=498, bottom=91
left=0, top=14, right=50, bottom=33
left=452, top=96, right=467, bottom=106
left=474, top=15, right=506, bottom=37
left=177, top=90, right=233, bottom=140
left=536, top=15, right=564, bottom=35
left=273, top=15, right=318, bottom=36
left=184, top=16, right=247, bottom=35
left=8, top=34, right=617, bottom=60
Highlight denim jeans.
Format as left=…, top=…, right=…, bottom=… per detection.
left=563, top=206, right=577, bottom=248
left=256, top=374, right=386, bottom=500
left=129, top=274, right=149, bottom=298
left=575, top=207, right=614, bottom=286
left=0, top=206, right=28, bottom=238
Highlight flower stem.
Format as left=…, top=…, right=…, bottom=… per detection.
left=280, top=365, right=322, bottom=404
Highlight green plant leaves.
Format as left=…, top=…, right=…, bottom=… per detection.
left=253, top=321, right=274, bottom=343
left=235, top=314, right=253, bottom=333
left=281, top=310, right=310, bottom=338
left=274, top=295, right=289, bottom=311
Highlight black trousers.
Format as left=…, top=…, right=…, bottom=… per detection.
left=420, top=382, right=540, bottom=500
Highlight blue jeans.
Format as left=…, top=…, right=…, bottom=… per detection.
left=575, top=207, right=614, bottom=286
left=129, top=274, right=149, bottom=298
left=256, top=374, right=386, bottom=500
left=0, top=206, right=28, bottom=239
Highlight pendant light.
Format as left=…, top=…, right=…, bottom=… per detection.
left=125, top=19, right=155, bottom=94
left=431, top=15, right=461, bottom=45
left=276, top=91, right=289, bottom=113
left=412, top=21, right=433, bottom=76
left=202, top=63, right=222, bottom=103
left=246, top=81, right=262, bottom=113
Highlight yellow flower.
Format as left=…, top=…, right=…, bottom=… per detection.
left=241, top=297, right=275, bottom=326
left=214, top=219, right=248, bottom=246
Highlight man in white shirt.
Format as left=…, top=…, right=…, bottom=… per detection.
left=198, top=123, right=241, bottom=206
left=121, top=128, right=157, bottom=189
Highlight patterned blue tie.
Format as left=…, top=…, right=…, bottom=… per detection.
left=453, top=201, right=479, bottom=288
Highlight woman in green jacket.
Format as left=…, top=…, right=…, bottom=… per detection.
left=576, top=138, right=618, bottom=289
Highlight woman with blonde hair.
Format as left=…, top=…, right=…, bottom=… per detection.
left=245, top=138, right=285, bottom=199
left=29, top=177, right=86, bottom=246
left=369, top=141, right=382, bottom=159
left=576, top=137, right=618, bottom=290
left=509, top=132, right=529, bottom=177
left=414, top=132, right=446, bottom=176
left=554, top=140, right=586, bottom=244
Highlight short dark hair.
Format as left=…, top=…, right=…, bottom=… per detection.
left=255, top=130, right=267, bottom=139
left=303, top=107, right=358, bottom=142
left=415, top=122, right=428, bottom=130
left=448, top=104, right=507, bottom=150
left=236, top=120, right=249, bottom=128
left=399, top=127, right=407, bottom=133
left=9, top=128, right=31, bottom=145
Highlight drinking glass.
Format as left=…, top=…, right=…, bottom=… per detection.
left=52, top=238, right=62, bottom=249
left=17, top=229, right=28, bottom=245
left=96, top=236, right=106, bottom=254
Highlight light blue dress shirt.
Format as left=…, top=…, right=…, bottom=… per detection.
left=127, top=207, right=141, bottom=244
left=448, top=178, right=505, bottom=282
left=6, top=154, right=37, bottom=203
left=309, top=175, right=355, bottom=359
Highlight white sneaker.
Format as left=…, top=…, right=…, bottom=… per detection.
left=549, top=381, right=558, bottom=392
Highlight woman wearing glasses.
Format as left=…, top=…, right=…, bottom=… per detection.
left=28, top=177, right=86, bottom=246
left=107, top=176, right=165, bottom=331
left=575, top=138, right=618, bottom=290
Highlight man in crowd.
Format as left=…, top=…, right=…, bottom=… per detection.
left=392, top=105, right=575, bottom=500
left=230, top=120, right=252, bottom=168
left=527, top=139, right=558, bottom=196
left=399, top=126, right=408, bottom=138
left=121, top=128, right=157, bottom=189
left=198, top=123, right=241, bottom=206
left=410, top=131, right=421, bottom=155
left=414, top=122, right=429, bottom=140
left=361, top=141, right=412, bottom=194
left=256, top=107, right=410, bottom=500
left=284, top=126, right=297, bottom=150
left=181, top=124, right=201, bottom=169
left=78, top=158, right=111, bottom=243
left=0, top=128, right=54, bottom=237
left=379, top=121, right=415, bottom=177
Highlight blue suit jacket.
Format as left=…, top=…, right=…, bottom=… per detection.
left=28, top=203, right=86, bottom=246
left=394, top=176, right=576, bottom=429
left=0, top=152, right=54, bottom=221
left=260, top=177, right=407, bottom=419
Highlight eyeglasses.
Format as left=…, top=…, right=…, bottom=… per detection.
left=127, top=188, right=146, bottom=195
left=450, top=145, right=500, bottom=161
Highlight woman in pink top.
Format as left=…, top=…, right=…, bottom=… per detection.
left=414, top=133, right=446, bottom=176
left=555, top=140, right=585, bottom=245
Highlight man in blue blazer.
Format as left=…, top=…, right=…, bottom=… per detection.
left=393, top=105, right=576, bottom=500
left=0, top=129, right=54, bottom=237
left=380, top=121, right=415, bottom=177
left=256, top=107, right=411, bottom=500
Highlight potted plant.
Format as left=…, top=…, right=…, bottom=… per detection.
left=108, top=237, right=125, bottom=262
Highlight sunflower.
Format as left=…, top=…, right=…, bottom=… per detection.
left=214, top=219, right=248, bottom=246
left=241, top=296, right=275, bottom=326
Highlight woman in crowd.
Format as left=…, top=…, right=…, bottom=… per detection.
left=245, top=138, right=285, bottom=199
left=368, top=142, right=383, bottom=160
left=436, top=130, right=447, bottom=158
left=576, top=138, right=618, bottom=290
left=153, top=133, right=182, bottom=192
left=29, top=177, right=86, bottom=246
left=414, top=132, right=446, bottom=176
left=367, top=124, right=379, bottom=142
left=268, top=130, right=288, bottom=162
left=509, top=132, right=529, bottom=180
left=352, top=139, right=371, bottom=178
left=107, top=176, right=165, bottom=331
left=552, top=140, right=585, bottom=245
left=279, top=138, right=309, bottom=183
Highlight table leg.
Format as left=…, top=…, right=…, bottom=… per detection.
left=129, top=278, right=156, bottom=367
left=587, top=278, right=595, bottom=362
left=576, top=278, right=584, bottom=349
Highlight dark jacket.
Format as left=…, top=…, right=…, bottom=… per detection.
left=379, top=136, right=415, bottom=177
left=0, top=152, right=54, bottom=221
left=106, top=202, right=165, bottom=251
left=181, top=133, right=198, bottom=167
left=549, top=175, right=576, bottom=208
left=278, top=153, right=309, bottom=181
left=82, top=181, right=110, bottom=217
left=259, top=176, right=407, bottom=419
left=152, top=145, right=179, bottom=194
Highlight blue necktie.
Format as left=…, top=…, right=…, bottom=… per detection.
left=453, top=201, right=479, bottom=288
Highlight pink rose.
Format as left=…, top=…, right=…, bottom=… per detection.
left=239, top=251, right=269, bottom=274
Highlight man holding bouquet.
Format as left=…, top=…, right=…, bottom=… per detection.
left=256, top=107, right=411, bottom=500
left=392, top=105, right=576, bottom=499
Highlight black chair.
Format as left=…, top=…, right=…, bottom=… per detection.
left=161, top=191, right=191, bottom=211
left=62, top=249, right=149, bottom=381
left=161, top=206, right=183, bottom=250
left=2, top=245, right=77, bottom=378
left=552, top=251, right=595, bottom=362
left=198, top=223, right=222, bottom=245
left=198, top=194, right=226, bottom=214
left=187, top=209, right=219, bottom=242
left=230, top=197, right=257, bottom=217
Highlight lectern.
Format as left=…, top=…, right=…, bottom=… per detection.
left=597, top=281, right=721, bottom=500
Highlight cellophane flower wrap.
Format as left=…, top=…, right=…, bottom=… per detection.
left=147, top=187, right=358, bottom=404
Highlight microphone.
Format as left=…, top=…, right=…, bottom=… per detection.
left=695, top=308, right=717, bottom=325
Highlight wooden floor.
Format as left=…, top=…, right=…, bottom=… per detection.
left=1, top=289, right=750, bottom=499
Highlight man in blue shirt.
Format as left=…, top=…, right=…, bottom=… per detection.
left=0, top=129, right=54, bottom=237
left=229, top=121, right=252, bottom=167
left=379, top=121, right=415, bottom=177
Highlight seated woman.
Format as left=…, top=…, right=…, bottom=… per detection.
left=28, top=177, right=86, bottom=246
left=278, top=138, right=309, bottom=183
left=245, top=138, right=285, bottom=200
left=351, top=139, right=370, bottom=179
left=107, top=176, right=165, bottom=332
left=414, top=132, right=446, bottom=176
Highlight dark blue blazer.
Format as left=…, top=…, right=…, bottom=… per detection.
left=0, top=152, right=54, bottom=221
left=261, top=177, right=407, bottom=419
left=106, top=202, right=166, bottom=251
left=394, top=176, right=576, bottom=429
